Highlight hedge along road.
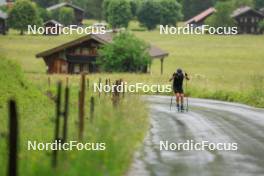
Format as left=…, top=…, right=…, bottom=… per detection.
left=128, top=96, right=264, bottom=176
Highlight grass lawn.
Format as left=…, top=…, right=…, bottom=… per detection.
left=1, top=22, right=264, bottom=106
left=0, top=20, right=264, bottom=175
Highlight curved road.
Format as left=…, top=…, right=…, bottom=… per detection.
left=128, top=96, right=264, bottom=176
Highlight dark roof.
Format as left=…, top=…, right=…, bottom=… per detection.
left=231, top=6, right=264, bottom=18
left=36, top=33, right=169, bottom=59
left=47, top=2, right=84, bottom=12
left=185, top=7, right=216, bottom=25
left=0, top=10, right=7, bottom=19
left=44, top=20, right=63, bottom=26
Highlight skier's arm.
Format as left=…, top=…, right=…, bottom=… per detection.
left=169, top=73, right=175, bottom=82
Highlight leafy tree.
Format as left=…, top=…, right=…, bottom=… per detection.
left=129, top=0, right=141, bottom=18
left=255, top=0, right=264, bottom=9
left=58, top=7, right=74, bottom=26
left=102, top=0, right=111, bottom=20
left=182, top=0, right=215, bottom=20
left=85, top=0, right=104, bottom=20
left=232, top=0, right=254, bottom=8
left=160, top=0, right=183, bottom=26
left=106, top=0, right=132, bottom=29
left=8, top=0, right=42, bottom=35
left=98, top=32, right=151, bottom=72
left=258, top=20, right=264, bottom=33
left=137, top=0, right=161, bottom=30
left=51, top=9, right=60, bottom=21
left=33, top=0, right=59, bottom=8
left=182, top=0, right=192, bottom=20
left=38, top=7, right=52, bottom=22
left=205, top=1, right=236, bottom=27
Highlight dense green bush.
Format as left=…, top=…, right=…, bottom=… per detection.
left=98, top=32, right=151, bottom=72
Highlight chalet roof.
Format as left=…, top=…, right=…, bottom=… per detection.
left=231, top=6, right=264, bottom=18
left=47, top=2, right=84, bottom=12
left=0, top=10, right=7, bottom=19
left=36, top=33, right=169, bottom=59
left=44, top=20, right=63, bottom=27
left=185, top=7, right=216, bottom=25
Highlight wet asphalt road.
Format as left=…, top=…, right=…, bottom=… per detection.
left=128, top=96, right=264, bottom=176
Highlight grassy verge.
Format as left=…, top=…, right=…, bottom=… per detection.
left=0, top=57, right=149, bottom=176
left=1, top=26, right=264, bottom=107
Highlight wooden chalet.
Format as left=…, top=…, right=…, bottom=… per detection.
left=0, top=10, right=8, bottom=35
left=47, top=2, right=84, bottom=25
left=44, top=20, right=63, bottom=35
left=231, top=6, right=264, bottom=34
left=185, top=7, right=216, bottom=27
left=36, top=33, right=168, bottom=74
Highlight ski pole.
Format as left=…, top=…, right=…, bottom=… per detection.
left=185, top=78, right=189, bottom=112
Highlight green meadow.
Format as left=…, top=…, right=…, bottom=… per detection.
left=0, top=20, right=264, bottom=175
left=1, top=21, right=264, bottom=106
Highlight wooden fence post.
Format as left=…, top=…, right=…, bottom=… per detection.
left=86, top=78, right=89, bottom=91
left=8, top=100, right=18, bottom=176
left=52, top=82, right=61, bottom=168
left=120, top=79, right=125, bottom=98
left=78, top=74, right=86, bottom=140
left=62, top=85, right=69, bottom=143
left=90, top=97, right=95, bottom=123
left=66, top=77, right=69, bottom=87
left=48, top=77, right=51, bottom=89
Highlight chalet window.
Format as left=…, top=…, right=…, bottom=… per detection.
left=82, top=47, right=89, bottom=55
left=61, top=64, right=67, bottom=73
left=251, top=18, right=255, bottom=23
left=245, top=18, right=247, bottom=22
left=74, top=64, right=80, bottom=73
left=240, top=18, right=243, bottom=22
left=251, top=27, right=255, bottom=33
left=83, top=64, right=89, bottom=73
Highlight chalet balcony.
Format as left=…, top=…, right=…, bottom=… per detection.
left=66, top=54, right=97, bottom=63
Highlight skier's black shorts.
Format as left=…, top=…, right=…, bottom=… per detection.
left=173, top=86, right=184, bottom=94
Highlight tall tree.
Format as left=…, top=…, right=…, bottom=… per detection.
left=85, top=0, right=104, bottom=20
left=232, top=0, right=254, bottom=8
left=205, top=1, right=236, bottom=27
left=58, top=7, right=74, bottom=26
left=160, top=0, right=183, bottom=26
left=137, top=0, right=161, bottom=30
left=254, top=0, right=264, bottom=9
left=182, top=0, right=215, bottom=20
left=33, top=0, right=59, bottom=8
left=8, top=0, right=42, bottom=35
left=105, top=0, right=132, bottom=29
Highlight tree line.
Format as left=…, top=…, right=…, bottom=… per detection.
left=2, top=0, right=264, bottom=34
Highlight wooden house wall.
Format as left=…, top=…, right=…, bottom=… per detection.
left=235, top=11, right=263, bottom=34
left=43, top=39, right=100, bottom=74
left=0, top=18, right=7, bottom=35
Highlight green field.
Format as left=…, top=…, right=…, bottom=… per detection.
left=1, top=22, right=264, bottom=106
left=0, top=21, right=264, bottom=175
left=0, top=57, right=148, bottom=176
